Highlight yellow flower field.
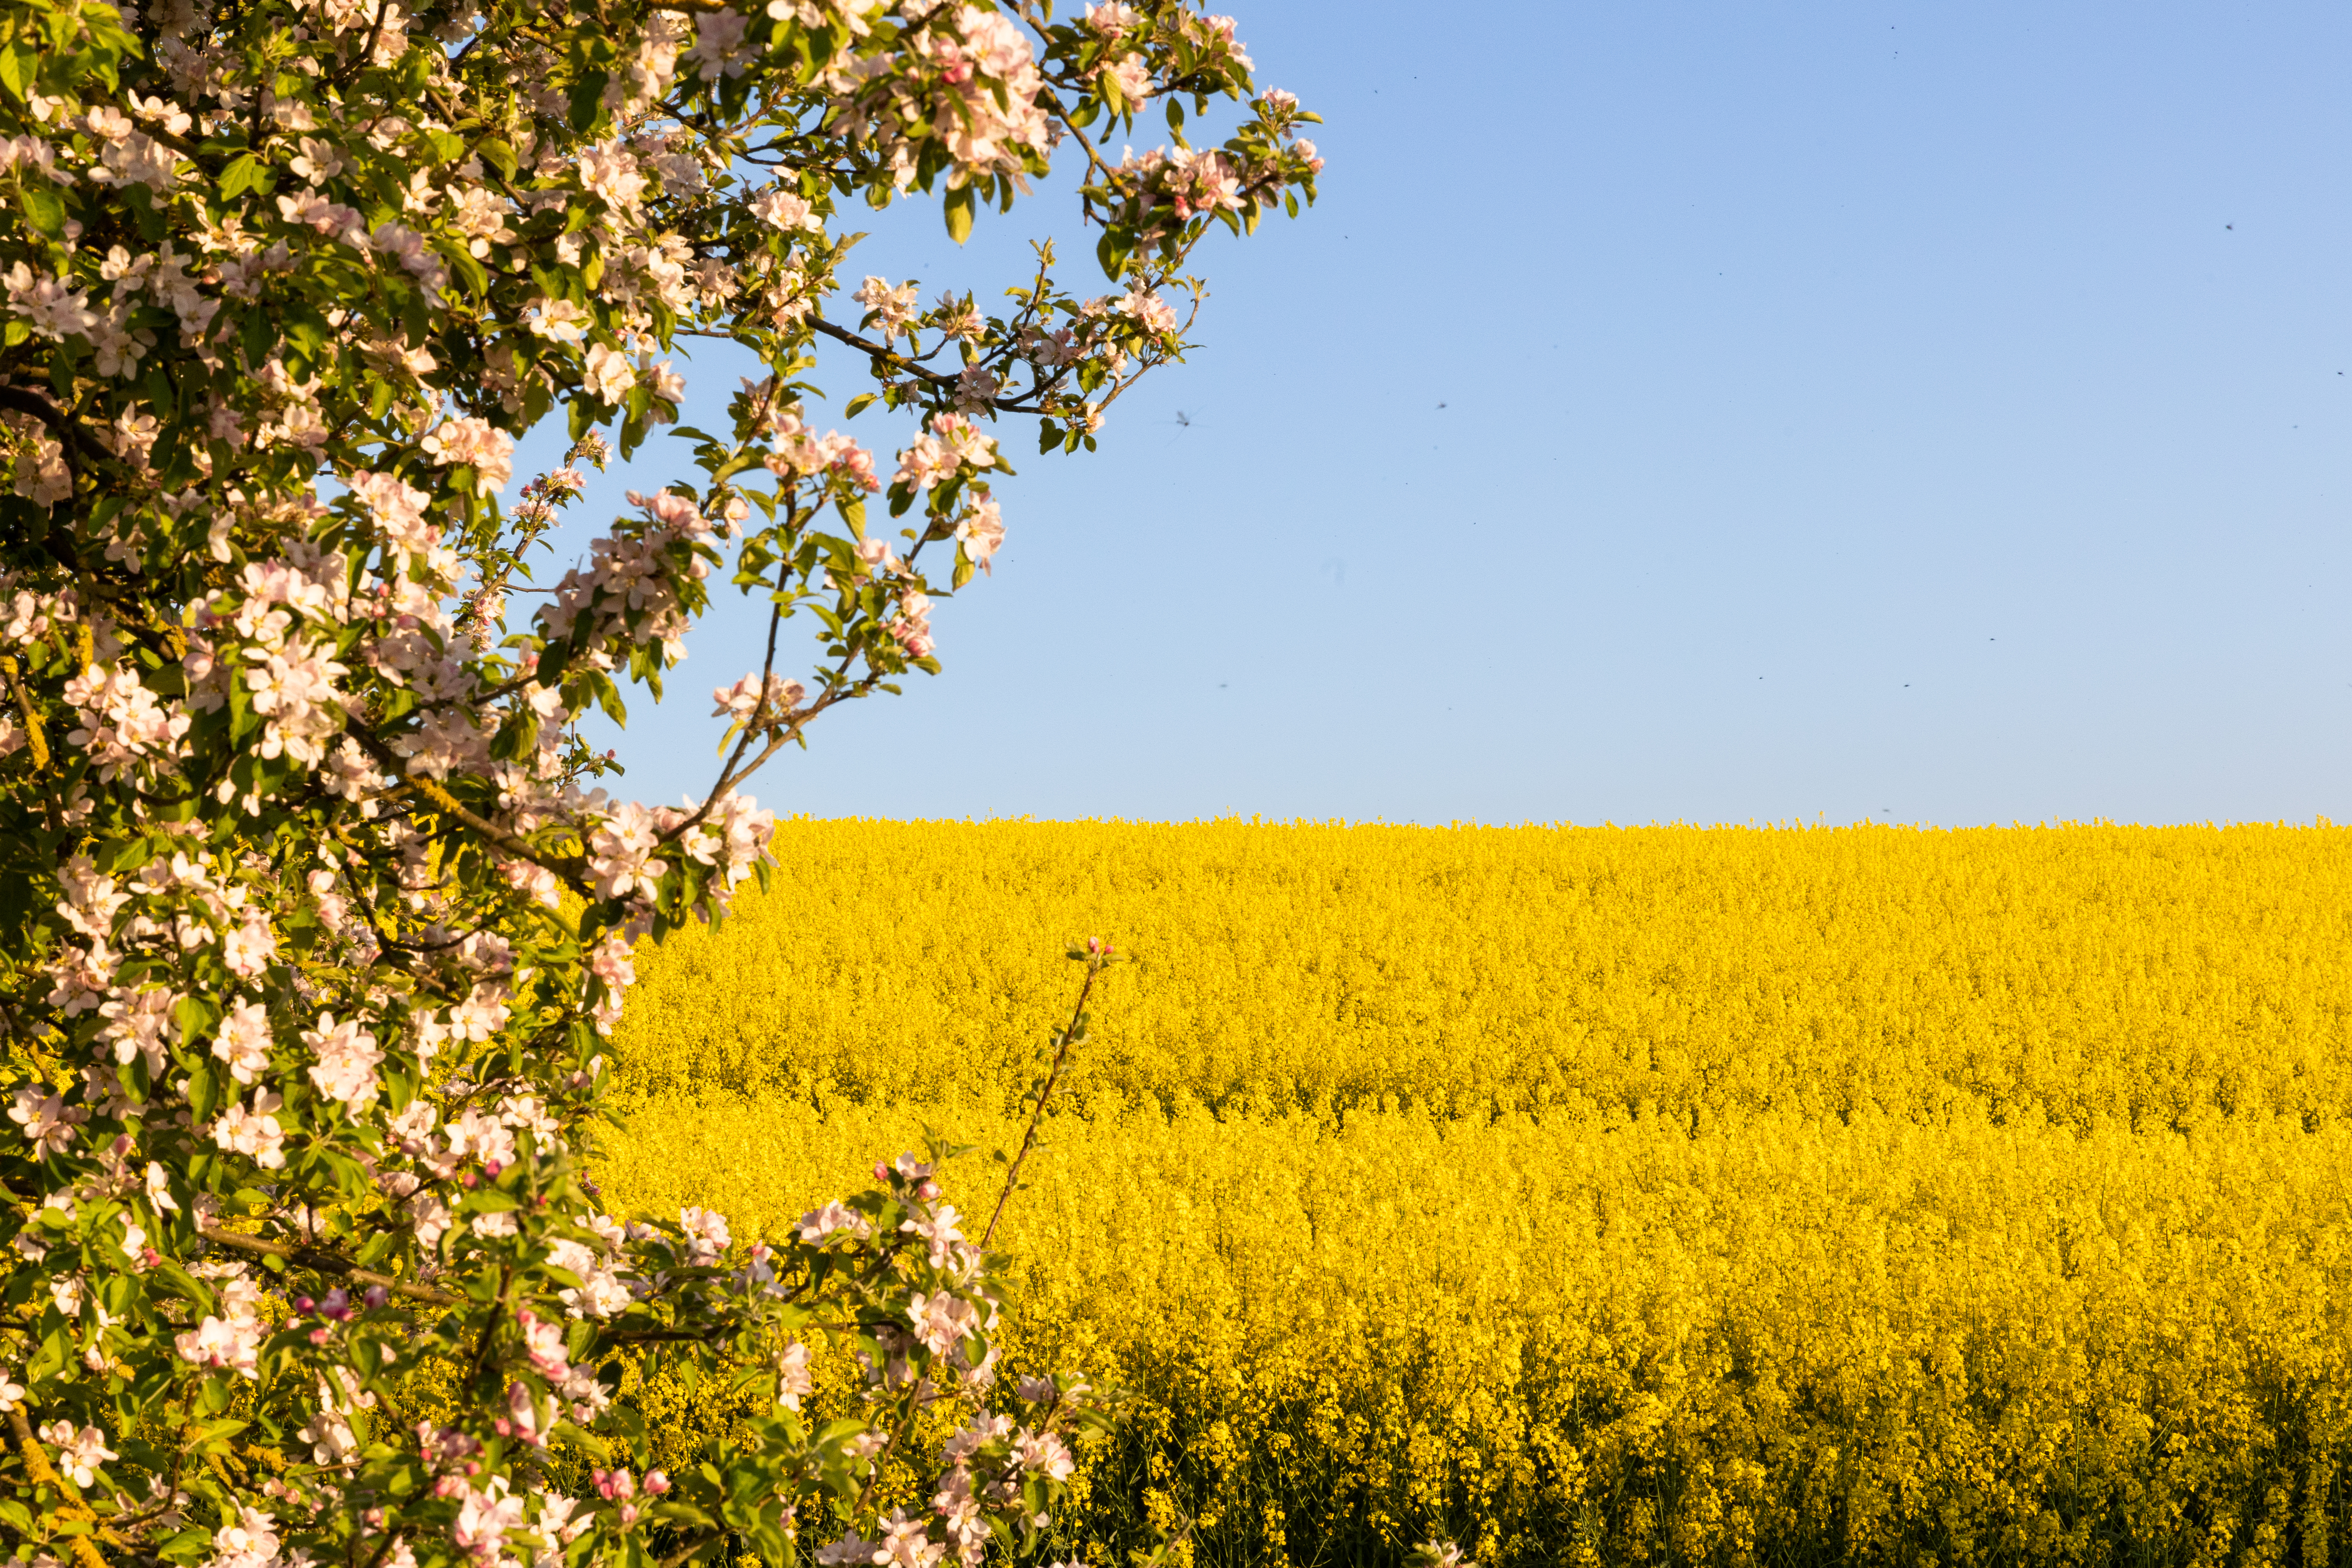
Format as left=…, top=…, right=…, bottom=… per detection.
left=599, top=819, right=2352, bottom=1566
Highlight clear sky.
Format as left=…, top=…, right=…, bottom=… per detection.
left=518, top=0, right=2351, bottom=827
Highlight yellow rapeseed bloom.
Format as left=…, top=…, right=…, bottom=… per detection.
left=600, top=819, right=2352, bottom=1566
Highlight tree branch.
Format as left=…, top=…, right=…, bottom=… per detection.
left=343, top=726, right=589, bottom=890
left=8, top=1405, right=116, bottom=1568
left=196, top=1219, right=460, bottom=1307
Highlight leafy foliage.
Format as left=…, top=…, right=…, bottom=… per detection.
left=0, top=0, right=1317, bottom=1565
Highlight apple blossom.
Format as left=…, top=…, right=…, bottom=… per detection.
left=0, top=0, right=1315, bottom=1562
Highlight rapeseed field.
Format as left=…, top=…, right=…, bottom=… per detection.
left=599, top=819, right=2352, bottom=1567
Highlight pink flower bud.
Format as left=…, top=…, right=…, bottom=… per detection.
left=643, top=1470, right=669, bottom=1495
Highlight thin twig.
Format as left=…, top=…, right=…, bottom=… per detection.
left=983, top=952, right=1110, bottom=1249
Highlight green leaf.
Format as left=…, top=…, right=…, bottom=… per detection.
left=186, top=1060, right=217, bottom=1124
left=447, top=246, right=488, bottom=303
left=842, top=392, right=876, bottom=419
left=568, top=72, right=609, bottom=134
left=943, top=184, right=975, bottom=245
left=157, top=1528, right=215, bottom=1566
left=217, top=153, right=270, bottom=201
left=489, top=714, right=538, bottom=762
left=174, top=993, right=217, bottom=1047
left=17, top=181, right=64, bottom=240
left=551, top=1421, right=609, bottom=1463
left=282, top=300, right=330, bottom=361
left=0, top=46, right=28, bottom=101
left=239, top=306, right=273, bottom=367
left=1095, top=230, right=1133, bottom=281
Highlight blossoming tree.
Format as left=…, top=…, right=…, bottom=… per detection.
left=0, top=0, right=1319, bottom=1561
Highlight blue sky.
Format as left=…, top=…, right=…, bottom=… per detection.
left=519, top=1, right=2351, bottom=827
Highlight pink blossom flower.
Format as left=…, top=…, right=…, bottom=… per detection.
left=797, top=1202, right=871, bottom=1244
left=588, top=802, right=666, bottom=903
left=815, top=1534, right=882, bottom=1567
left=874, top=1509, right=945, bottom=1568
left=95, top=983, right=180, bottom=1074
left=678, top=1204, right=731, bottom=1264
left=524, top=298, right=591, bottom=344
left=208, top=1508, right=280, bottom=1568
left=8, top=1086, right=83, bottom=1160
left=776, top=1338, right=813, bottom=1408
left=518, top=1311, right=570, bottom=1378
left=453, top=1481, right=527, bottom=1558
left=584, top=343, right=637, bottom=405
left=303, top=1012, right=383, bottom=1105
left=1099, top=52, right=1152, bottom=106
left=1119, top=287, right=1179, bottom=334
left=213, top=998, right=273, bottom=1083
left=686, top=9, right=750, bottom=80
left=1013, top=1428, right=1074, bottom=1482
left=40, top=1423, right=116, bottom=1488
left=348, top=469, right=436, bottom=558
left=371, top=221, right=447, bottom=290
left=748, top=186, right=816, bottom=230
left=898, top=1202, right=965, bottom=1268
left=578, top=141, right=647, bottom=209
left=420, top=417, right=516, bottom=494
left=212, top=1093, right=288, bottom=1168
left=908, top=1291, right=980, bottom=1355
left=713, top=671, right=806, bottom=727
left=953, top=496, right=1004, bottom=575
left=853, top=276, right=920, bottom=336
left=175, top=1313, right=263, bottom=1378
left=3, top=262, right=98, bottom=340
